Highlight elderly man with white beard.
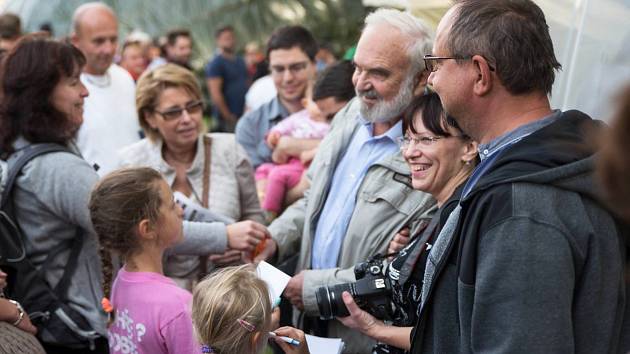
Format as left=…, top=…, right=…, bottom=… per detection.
left=255, top=9, right=437, bottom=353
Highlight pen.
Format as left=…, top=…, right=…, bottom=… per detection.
left=268, top=331, right=300, bottom=346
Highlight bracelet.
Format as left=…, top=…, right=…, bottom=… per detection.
left=8, top=300, right=24, bottom=326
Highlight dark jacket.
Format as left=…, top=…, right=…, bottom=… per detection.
left=411, top=110, right=629, bottom=354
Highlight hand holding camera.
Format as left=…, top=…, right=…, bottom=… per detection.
left=315, top=256, right=393, bottom=320
left=337, top=291, right=382, bottom=337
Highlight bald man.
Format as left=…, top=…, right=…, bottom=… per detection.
left=71, top=2, right=141, bottom=175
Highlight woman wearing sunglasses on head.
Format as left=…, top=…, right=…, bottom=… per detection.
left=337, top=92, right=478, bottom=353
left=118, top=64, right=267, bottom=289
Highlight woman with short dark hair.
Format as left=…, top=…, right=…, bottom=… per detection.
left=338, top=92, right=478, bottom=353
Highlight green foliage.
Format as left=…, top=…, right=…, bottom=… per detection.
left=5, top=0, right=367, bottom=68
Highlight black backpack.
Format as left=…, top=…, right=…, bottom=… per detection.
left=0, top=143, right=101, bottom=349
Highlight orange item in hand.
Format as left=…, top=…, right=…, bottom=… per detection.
left=252, top=235, right=270, bottom=259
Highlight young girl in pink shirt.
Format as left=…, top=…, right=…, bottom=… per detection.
left=89, top=167, right=197, bottom=354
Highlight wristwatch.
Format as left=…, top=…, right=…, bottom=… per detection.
left=8, top=299, right=24, bottom=326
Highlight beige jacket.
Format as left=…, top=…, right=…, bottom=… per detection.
left=118, top=133, right=264, bottom=279
left=268, top=98, right=437, bottom=353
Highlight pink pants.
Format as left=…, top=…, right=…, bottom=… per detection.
left=255, top=158, right=305, bottom=213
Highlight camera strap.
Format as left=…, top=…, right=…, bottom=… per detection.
left=398, top=215, right=440, bottom=286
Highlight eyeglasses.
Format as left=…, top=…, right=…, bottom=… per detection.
left=423, top=55, right=471, bottom=73
left=423, top=54, right=496, bottom=73
left=154, top=100, right=203, bottom=121
left=397, top=134, right=466, bottom=149
left=269, top=61, right=309, bottom=76
left=397, top=135, right=444, bottom=149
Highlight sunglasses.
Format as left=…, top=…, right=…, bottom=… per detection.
left=154, top=100, right=204, bottom=121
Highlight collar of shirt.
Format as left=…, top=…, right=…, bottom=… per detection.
left=478, top=109, right=561, bottom=161
left=266, top=96, right=291, bottom=122
left=356, top=114, right=404, bottom=143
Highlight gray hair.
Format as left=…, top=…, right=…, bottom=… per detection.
left=448, top=0, right=561, bottom=95
left=364, top=8, right=433, bottom=75
left=72, top=2, right=116, bottom=35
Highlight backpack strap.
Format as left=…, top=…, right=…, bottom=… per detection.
left=1, top=143, right=82, bottom=300
left=1, top=143, right=69, bottom=209
left=49, top=229, right=84, bottom=299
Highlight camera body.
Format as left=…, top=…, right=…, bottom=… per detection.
left=315, top=257, right=393, bottom=320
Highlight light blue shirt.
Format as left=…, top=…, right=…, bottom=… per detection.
left=462, top=110, right=561, bottom=199
left=235, top=96, right=290, bottom=168
left=311, top=116, right=403, bottom=269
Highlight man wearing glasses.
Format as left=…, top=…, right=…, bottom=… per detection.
left=236, top=26, right=318, bottom=168
left=411, top=0, right=629, bottom=352
left=256, top=9, right=436, bottom=353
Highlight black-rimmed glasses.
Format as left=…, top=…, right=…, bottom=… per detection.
left=423, top=54, right=496, bottom=73
left=423, top=55, right=471, bottom=73
left=397, top=134, right=468, bottom=149
left=155, top=101, right=204, bottom=121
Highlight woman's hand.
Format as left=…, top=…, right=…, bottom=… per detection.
left=387, top=227, right=411, bottom=260
left=337, top=292, right=413, bottom=350
left=272, top=326, right=310, bottom=354
left=336, top=291, right=383, bottom=338
left=226, top=221, right=270, bottom=252
left=0, top=298, right=37, bottom=335
left=15, top=311, right=37, bottom=335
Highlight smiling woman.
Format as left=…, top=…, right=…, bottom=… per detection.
left=0, top=36, right=87, bottom=154
left=337, top=92, right=478, bottom=353
left=0, top=36, right=111, bottom=353
left=118, top=64, right=267, bottom=289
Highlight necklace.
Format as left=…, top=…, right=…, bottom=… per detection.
left=83, top=71, right=111, bottom=88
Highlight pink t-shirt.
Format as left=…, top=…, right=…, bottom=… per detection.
left=270, top=109, right=331, bottom=139
left=108, top=268, right=198, bottom=354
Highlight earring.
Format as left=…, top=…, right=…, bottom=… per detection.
left=463, top=160, right=471, bottom=165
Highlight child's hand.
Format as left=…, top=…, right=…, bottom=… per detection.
left=267, top=131, right=281, bottom=148
left=226, top=221, right=270, bottom=252
left=299, top=148, right=317, bottom=165
left=272, top=326, right=310, bottom=354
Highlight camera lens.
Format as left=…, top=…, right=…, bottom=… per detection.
left=316, top=283, right=352, bottom=320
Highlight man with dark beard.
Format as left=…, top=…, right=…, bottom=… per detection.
left=256, top=9, right=437, bottom=353
left=206, top=26, right=249, bottom=132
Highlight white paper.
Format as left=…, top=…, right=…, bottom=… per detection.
left=173, top=191, right=235, bottom=224
left=255, top=261, right=291, bottom=303
left=304, top=334, right=345, bottom=354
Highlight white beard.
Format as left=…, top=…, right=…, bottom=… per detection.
left=357, top=75, right=415, bottom=123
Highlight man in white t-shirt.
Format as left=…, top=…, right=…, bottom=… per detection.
left=71, top=2, right=141, bottom=175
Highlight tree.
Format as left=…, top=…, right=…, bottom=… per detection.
left=5, top=0, right=367, bottom=68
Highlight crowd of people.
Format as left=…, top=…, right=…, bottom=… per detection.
left=0, top=1, right=628, bottom=354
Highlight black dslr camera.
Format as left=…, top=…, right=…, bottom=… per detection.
left=315, top=256, right=393, bottom=320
